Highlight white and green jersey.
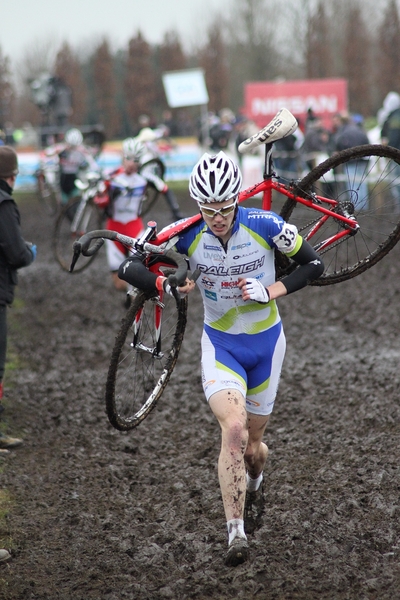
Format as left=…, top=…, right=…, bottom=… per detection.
left=175, top=206, right=301, bottom=335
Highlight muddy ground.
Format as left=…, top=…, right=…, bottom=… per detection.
left=1, top=189, right=400, bottom=600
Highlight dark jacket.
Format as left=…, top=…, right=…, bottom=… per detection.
left=333, top=123, right=369, bottom=152
left=0, top=184, right=34, bottom=305
left=381, top=107, right=400, bottom=150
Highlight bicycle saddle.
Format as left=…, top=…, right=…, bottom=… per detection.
left=238, top=108, right=298, bottom=153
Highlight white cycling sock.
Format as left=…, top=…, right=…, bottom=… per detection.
left=227, top=519, right=246, bottom=545
left=246, top=472, right=263, bottom=492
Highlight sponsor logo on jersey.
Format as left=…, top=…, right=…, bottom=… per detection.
left=197, top=256, right=265, bottom=276
left=204, top=244, right=221, bottom=251
left=221, top=279, right=240, bottom=288
left=221, top=294, right=242, bottom=300
left=232, top=242, right=251, bottom=251
left=201, top=276, right=215, bottom=289
left=204, top=251, right=224, bottom=260
left=205, top=289, right=218, bottom=301
left=233, top=250, right=258, bottom=260
left=246, top=398, right=261, bottom=407
left=204, top=379, right=216, bottom=390
left=221, top=379, right=244, bottom=390
left=248, top=212, right=281, bottom=226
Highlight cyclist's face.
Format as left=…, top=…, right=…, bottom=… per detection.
left=123, top=157, right=139, bottom=174
left=199, top=197, right=237, bottom=241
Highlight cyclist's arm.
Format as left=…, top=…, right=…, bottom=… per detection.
left=279, top=238, right=324, bottom=294
left=140, top=166, right=167, bottom=193
left=118, top=255, right=158, bottom=291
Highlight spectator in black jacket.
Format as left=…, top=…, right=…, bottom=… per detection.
left=332, top=112, right=369, bottom=153
left=330, top=113, right=370, bottom=209
left=0, top=146, right=36, bottom=452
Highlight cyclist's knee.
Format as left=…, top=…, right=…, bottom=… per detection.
left=224, top=419, right=249, bottom=455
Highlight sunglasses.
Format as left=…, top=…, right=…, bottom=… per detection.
left=199, top=200, right=237, bottom=218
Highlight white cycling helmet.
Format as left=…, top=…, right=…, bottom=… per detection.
left=122, top=137, right=146, bottom=162
left=189, top=151, right=242, bottom=203
left=65, top=128, right=83, bottom=146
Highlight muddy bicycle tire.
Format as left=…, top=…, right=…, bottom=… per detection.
left=106, top=290, right=188, bottom=431
left=141, top=186, right=161, bottom=217
left=280, top=144, right=400, bottom=285
left=36, top=173, right=60, bottom=216
left=53, top=198, right=103, bottom=272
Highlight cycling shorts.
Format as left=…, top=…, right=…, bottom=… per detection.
left=201, top=321, right=286, bottom=416
left=105, top=218, right=144, bottom=272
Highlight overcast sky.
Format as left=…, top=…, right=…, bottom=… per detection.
left=1, top=0, right=231, bottom=65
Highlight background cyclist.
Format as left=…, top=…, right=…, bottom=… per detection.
left=134, top=128, right=184, bottom=221
left=104, top=138, right=147, bottom=297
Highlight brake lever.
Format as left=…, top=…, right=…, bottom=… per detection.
left=69, top=243, right=81, bottom=272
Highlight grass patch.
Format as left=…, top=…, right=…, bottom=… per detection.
left=167, top=180, right=190, bottom=194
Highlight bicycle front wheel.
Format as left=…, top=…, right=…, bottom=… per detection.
left=37, top=173, right=59, bottom=216
left=53, top=198, right=103, bottom=272
left=280, top=144, right=400, bottom=284
left=105, top=290, right=188, bottom=431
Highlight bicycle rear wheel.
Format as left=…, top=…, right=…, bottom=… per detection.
left=140, top=158, right=165, bottom=217
left=106, top=290, right=187, bottom=431
left=280, top=144, right=400, bottom=284
left=53, top=198, right=103, bottom=272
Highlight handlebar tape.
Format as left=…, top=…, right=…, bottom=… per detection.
left=163, top=249, right=187, bottom=287
left=70, top=230, right=120, bottom=271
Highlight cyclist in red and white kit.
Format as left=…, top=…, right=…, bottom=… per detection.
left=104, top=138, right=147, bottom=293
left=118, top=151, right=324, bottom=566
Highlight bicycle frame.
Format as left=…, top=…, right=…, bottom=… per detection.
left=154, top=142, right=359, bottom=254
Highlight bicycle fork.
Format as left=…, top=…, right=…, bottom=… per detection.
left=131, top=296, right=165, bottom=359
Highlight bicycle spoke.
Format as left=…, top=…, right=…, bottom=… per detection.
left=282, top=145, right=400, bottom=284
left=106, top=291, right=187, bottom=430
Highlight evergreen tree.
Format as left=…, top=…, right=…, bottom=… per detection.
left=91, top=39, right=120, bottom=139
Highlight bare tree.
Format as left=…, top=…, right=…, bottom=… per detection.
left=0, top=47, right=15, bottom=129
left=343, top=2, right=372, bottom=115
left=198, top=24, right=229, bottom=113
left=154, top=30, right=187, bottom=117
left=54, top=42, right=87, bottom=125
left=12, top=37, right=60, bottom=127
left=225, top=0, right=281, bottom=110
left=376, top=0, right=400, bottom=99
left=305, top=1, right=332, bottom=78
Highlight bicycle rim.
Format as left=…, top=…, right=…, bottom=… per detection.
left=280, top=144, right=400, bottom=285
left=105, top=290, right=188, bottom=431
left=53, top=198, right=102, bottom=272
left=37, top=178, right=59, bottom=216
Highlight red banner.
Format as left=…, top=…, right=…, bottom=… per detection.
left=244, top=78, right=348, bottom=129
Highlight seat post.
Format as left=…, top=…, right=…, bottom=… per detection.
left=263, top=143, right=274, bottom=179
